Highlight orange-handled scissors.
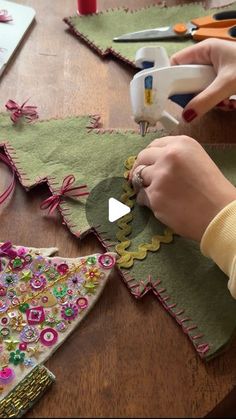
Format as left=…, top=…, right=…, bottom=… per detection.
left=113, top=10, right=236, bottom=42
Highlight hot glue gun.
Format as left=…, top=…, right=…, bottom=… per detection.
left=130, top=46, right=216, bottom=136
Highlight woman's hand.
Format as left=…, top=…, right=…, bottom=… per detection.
left=130, top=135, right=236, bottom=242
left=170, top=39, right=236, bottom=122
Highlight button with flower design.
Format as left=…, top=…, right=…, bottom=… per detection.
left=86, top=256, right=97, bottom=266
left=85, top=268, right=100, bottom=281
left=24, top=358, right=35, bottom=367
left=98, top=254, right=116, bottom=269
left=10, top=314, right=26, bottom=332
left=44, top=266, right=59, bottom=281
left=30, top=274, right=46, bottom=291
left=9, top=349, right=25, bottom=366
left=9, top=256, right=25, bottom=271
left=61, top=303, right=78, bottom=321
left=76, top=297, right=88, bottom=310
left=40, top=328, right=58, bottom=347
left=68, top=274, right=84, bottom=289
left=0, top=367, right=15, bottom=384
left=20, top=325, right=39, bottom=343
left=2, top=273, right=19, bottom=288
left=53, top=284, right=68, bottom=299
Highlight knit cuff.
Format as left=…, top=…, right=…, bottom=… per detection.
left=200, top=200, right=236, bottom=298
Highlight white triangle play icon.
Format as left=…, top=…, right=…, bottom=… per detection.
left=108, top=198, right=130, bottom=223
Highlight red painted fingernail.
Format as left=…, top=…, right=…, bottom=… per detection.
left=182, top=108, right=197, bottom=122
left=216, top=101, right=226, bottom=107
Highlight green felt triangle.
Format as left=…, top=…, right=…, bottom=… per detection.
left=1, top=113, right=236, bottom=361
left=64, top=2, right=236, bottom=65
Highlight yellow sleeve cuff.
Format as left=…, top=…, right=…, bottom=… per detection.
left=200, top=200, right=236, bottom=299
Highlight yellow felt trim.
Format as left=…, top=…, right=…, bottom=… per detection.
left=115, top=156, right=174, bottom=268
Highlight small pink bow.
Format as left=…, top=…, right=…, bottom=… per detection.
left=0, top=153, right=16, bottom=205
left=0, top=242, right=17, bottom=259
left=5, top=99, right=38, bottom=123
left=0, top=10, right=12, bottom=22
left=40, top=175, right=89, bottom=215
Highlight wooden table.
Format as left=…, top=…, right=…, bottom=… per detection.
left=0, top=0, right=236, bottom=417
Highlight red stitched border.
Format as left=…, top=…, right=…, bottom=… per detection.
left=1, top=116, right=236, bottom=360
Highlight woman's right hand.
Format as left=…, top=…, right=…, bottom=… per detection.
left=170, top=39, right=236, bottom=122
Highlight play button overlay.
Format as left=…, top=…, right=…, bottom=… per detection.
left=85, top=176, right=150, bottom=242
left=108, top=198, right=130, bottom=222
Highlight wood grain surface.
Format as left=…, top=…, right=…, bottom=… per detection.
left=0, top=0, right=236, bottom=417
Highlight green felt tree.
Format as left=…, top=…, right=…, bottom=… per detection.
left=64, top=2, right=236, bottom=66
left=1, top=112, right=236, bottom=361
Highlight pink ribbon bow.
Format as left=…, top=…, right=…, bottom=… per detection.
left=0, top=10, right=12, bottom=22
left=40, top=175, right=89, bottom=215
left=0, top=242, right=17, bottom=259
left=5, top=99, right=38, bottom=124
left=0, top=153, right=16, bottom=205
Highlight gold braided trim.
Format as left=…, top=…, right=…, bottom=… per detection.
left=0, top=366, right=54, bottom=418
left=116, top=156, right=174, bottom=268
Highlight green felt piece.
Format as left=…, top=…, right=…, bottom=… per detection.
left=1, top=113, right=236, bottom=361
left=64, top=2, right=236, bottom=66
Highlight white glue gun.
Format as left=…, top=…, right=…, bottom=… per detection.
left=130, top=46, right=216, bottom=136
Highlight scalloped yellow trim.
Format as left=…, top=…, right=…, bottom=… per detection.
left=115, top=156, right=173, bottom=268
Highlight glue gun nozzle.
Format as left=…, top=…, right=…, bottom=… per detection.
left=139, top=121, right=149, bottom=137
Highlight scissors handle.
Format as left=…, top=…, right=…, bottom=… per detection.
left=191, top=10, right=236, bottom=28
left=193, top=25, right=236, bottom=41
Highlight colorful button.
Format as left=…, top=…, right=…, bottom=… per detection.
left=9, top=349, right=25, bottom=366
left=0, top=367, right=15, bottom=384
left=76, top=297, right=88, bottom=310
left=0, top=316, right=9, bottom=326
left=0, top=286, right=6, bottom=297
left=26, top=306, right=45, bottom=325
left=30, top=275, right=46, bottom=291
left=10, top=256, right=25, bottom=270
left=56, top=321, right=68, bottom=333
left=86, top=256, right=97, bottom=265
left=53, top=284, right=68, bottom=299
left=0, top=327, right=10, bottom=338
left=40, top=291, right=57, bottom=308
left=2, top=274, right=19, bottom=288
left=40, top=328, right=58, bottom=347
left=61, top=303, right=78, bottom=321
left=57, top=263, right=69, bottom=275
left=98, top=254, right=116, bottom=269
left=19, top=342, right=27, bottom=351
left=20, top=326, right=39, bottom=343
left=0, top=299, right=9, bottom=313
left=19, top=303, right=30, bottom=313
